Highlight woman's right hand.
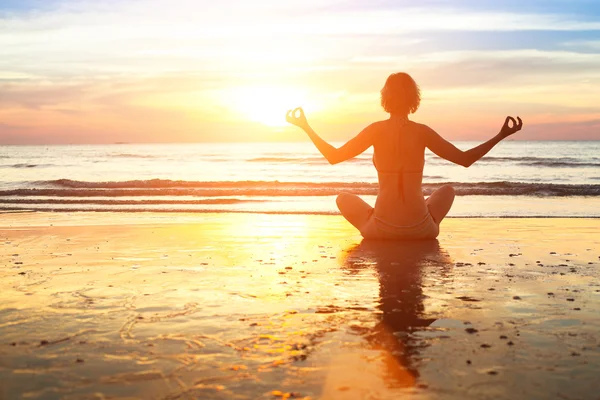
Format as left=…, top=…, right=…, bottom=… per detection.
left=499, top=116, right=523, bottom=138
left=286, top=107, right=309, bottom=130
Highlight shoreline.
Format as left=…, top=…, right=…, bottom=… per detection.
left=1, top=209, right=599, bottom=223
left=3, top=194, right=600, bottom=218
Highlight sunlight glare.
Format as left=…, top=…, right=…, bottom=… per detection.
left=226, top=86, right=320, bottom=127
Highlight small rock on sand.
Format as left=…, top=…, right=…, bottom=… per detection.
left=456, top=296, right=481, bottom=302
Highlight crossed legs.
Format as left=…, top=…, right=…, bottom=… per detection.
left=336, top=184, right=456, bottom=232
left=336, top=192, right=373, bottom=231
left=425, top=184, right=455, bottom=224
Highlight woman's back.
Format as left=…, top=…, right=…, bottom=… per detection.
left=285, top=71, right=523, bottom=239
left=372, top=118, right=429, bottom=225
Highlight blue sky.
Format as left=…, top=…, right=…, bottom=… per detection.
left=1, top=0, right=599, bottom=143
left=0, top=0, right=50, bottom=11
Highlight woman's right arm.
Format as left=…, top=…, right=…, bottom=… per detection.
left=424, top=116, right=523, bottom=168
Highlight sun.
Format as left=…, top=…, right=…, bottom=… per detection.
left=226, top=86, right=318, bottom=127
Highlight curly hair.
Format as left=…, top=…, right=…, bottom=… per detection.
left=380, top=72, right=421, bottom=115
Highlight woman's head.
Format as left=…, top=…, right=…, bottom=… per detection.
left=380, top=72, right=421, bottom=115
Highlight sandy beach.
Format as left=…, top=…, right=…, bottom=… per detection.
left=1, top=212, right=599, bottom=399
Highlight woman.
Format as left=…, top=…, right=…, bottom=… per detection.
left=286, top=72, right=523, bottom=239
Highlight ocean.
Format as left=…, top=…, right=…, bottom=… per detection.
left=1, top=141, right=599, bottom=217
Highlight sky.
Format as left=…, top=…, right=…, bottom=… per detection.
left=1, top=0, right=599, bottom=144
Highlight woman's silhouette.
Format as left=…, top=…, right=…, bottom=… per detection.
left=286, top=72, right=523, bottom=239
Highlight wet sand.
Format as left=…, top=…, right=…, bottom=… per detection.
left=1, top=213, right=599, bottom=399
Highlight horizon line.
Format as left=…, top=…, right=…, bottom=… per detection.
left=2, top=139, right=600, bottom=146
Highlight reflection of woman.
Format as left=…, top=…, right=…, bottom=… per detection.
left=342, top=239, right=451, bottom=385
left=286, top=72, right=523, bottom=239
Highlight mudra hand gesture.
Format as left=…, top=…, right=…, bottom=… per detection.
left=499, top=116, right=523, bottom=138
left=286, top=107, right=309, bottom=129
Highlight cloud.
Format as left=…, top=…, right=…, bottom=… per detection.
left=560, top=40, right=600, bottom=52
left=2, top=2, right=600, bottom=81
left=1, top=1, right=600, bottom=142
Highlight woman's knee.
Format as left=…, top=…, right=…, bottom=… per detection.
left=335, top=193, right=345, bottom=208
left=336, top=192, right=372, bottom=230
left=427, top=185, right=455, bottom=224
left=336, top=192, right=354, bottom=211
left=439, top=184, right=455, bottom=199
left=430, top=185, right=455, bottom=205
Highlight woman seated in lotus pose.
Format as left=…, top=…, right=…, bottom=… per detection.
left=286, top=72, right=523, bottom=239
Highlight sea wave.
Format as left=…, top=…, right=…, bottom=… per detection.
left=0, top=205, right=342, bottom=214
left=247, top=156, right=366, bottom=164
left=524, top=161, right=600, bottom=168
left=109, top=153, right=158, bottom=159
left=1, top=163, right=43, bottom=168
left=41, top=179, right=380, bottom=190
left=431, top=155, right=600, bottom=168
left=0, top=198, right=261, bottom=205
left=3, top=179, right=599, bottom=197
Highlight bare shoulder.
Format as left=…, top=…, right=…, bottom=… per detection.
left=360, top=120, right=387, bottom=138
left=409, top=120, right=434, bottom=132
left=408, top=121, right=437, bottom=141
left=367, top=120, right=387, bottom=131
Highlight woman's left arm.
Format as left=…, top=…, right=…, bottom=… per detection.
left=286, top=107, right=376, bottom=165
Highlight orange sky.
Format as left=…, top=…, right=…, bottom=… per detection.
left=1, top=1, right=600, bottom=144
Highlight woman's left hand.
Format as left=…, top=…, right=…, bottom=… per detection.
left=499, top=116, right=523, bottom=138
left=286, top=107, right=309, bottom=129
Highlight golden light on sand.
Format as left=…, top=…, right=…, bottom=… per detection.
left=225, top=86, right=319, bottom=127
